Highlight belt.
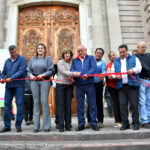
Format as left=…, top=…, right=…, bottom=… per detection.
left=141, top=77, right=150, bottom=80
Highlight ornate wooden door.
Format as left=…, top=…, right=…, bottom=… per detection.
left=18, top=6, right=80, bottom=116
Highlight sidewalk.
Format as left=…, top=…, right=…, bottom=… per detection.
left=0, top=116, right=149, bottom=134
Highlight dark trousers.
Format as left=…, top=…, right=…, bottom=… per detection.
left=4, top=87, right=25, bottom=129
left=107, top=86, right=121, bottom=122
left=56, top=83, right=73, bottom=130
left=76, top=84, right=97, bottom=126
left=54, top=88, right=58, bottom=126
left=24, top=94, right=33, bottom=122
left=118, top=84, right=139, bottom=125
left=87, top=82, right=104, bottom=123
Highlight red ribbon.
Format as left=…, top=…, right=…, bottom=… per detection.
left=2, top=77, right=74, bottom=83
left=1, top=72, right=150, bottom=87
left=130, top=74, right=150, bottom=87
left=1, top=73, right=150, bottom=101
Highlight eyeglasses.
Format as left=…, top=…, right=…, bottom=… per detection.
left=96, top=52, right=103, bottom=55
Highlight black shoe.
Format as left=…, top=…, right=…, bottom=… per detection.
left=59, top=129, right=64, bottom=132
left=33, top=129, right=39, bottom=133
left=66, top=128, right=71, bottom=131
left=76, top=126, right=85, bottom=131
left=120, top=124, right=130, bottom=130
left=29, top=120, right=33, bottom=125
left=44, top=129, right=50, bottom=132
left=141, top=123, right=150, bottom=128
left=91, top=125, right=99, bottom=131
left=16, top=128, right=22, bottom=133
left=25, top=121, right=30, bottom=126
left=133, top=124, right=140, bottom=130
left=0, top=127, right=11, bottom=133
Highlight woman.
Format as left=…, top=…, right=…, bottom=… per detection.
left=106, top=51, right=122, bottom=127
left=56, top=48, right=80, bottom=132
left=27, top=43, right=54, bottom=132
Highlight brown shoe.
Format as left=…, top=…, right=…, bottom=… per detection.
left=141, top=123, right=150, bottom=128
left=85, top=122, right=91, bottom=128
left=98, top=122, right=103, bottom=128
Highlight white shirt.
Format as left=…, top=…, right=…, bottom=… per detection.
left=111, top=57, right=142, bottom=84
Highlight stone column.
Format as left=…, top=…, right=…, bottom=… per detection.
left=91, top=0, right=105, bottom=50
left=106, top=0, right=122, bottom=54
left=0, top=0, right=6, bottom=48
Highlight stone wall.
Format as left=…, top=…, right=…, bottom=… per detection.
left=118, top=0, right=145, bottom=52
left=140, top=0, right=150, bottom=51
left=0, top=0, right=6, bottom=48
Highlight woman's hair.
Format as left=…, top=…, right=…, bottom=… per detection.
left=108, top=51, right=116, bottom=58
left=35, top=43, right=47, bottom=58
left=61, top=48, right=73, bottom=59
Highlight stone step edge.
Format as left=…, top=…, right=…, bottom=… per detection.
left=0, top=139, right=150, bottom=148
left=0, top=132, right=150, bottom=141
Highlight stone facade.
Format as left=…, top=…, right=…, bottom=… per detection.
left=0, top=0, right=150, bottom=59
left=0, top=0, right=6, bottom=48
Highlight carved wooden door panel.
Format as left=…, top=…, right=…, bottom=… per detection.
left=18, top=6, right=80, bottom=116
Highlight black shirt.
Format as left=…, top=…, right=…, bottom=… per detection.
left=136, top=53, right=150, bottom=78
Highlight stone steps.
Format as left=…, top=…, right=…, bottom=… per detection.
left=0, top=130, right=150, bottom=150
left=0, top=139, right=150, bottom=150
left=118, top=0, right=145, bottom=51
left=0, top=118, right=150, bottom=149
left=0, top=130, right=150, bottom=141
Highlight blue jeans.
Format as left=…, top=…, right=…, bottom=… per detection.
left=76, top=84, right=97, bottom=126
left=4, top=87, right=25, bottom=129
left=139, top=79, right=150, bottom=124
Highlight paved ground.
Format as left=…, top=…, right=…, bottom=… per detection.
left=0, top=116, right=150, bottom=135
left=0, top=116, right=150, bottom=150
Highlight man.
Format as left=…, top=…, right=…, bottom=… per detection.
left=87, top=48, right=106, bottom=128
left=132, top=50, right=138, bottom=55
left=71, top=44, right=99, bottom=131
left=0, top=45, right=27, bottom=132
left=112, top=44, right=142, bottom=130
left=136, top=41, right=150, bottom=128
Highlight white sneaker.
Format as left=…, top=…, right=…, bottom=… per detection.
left=114, top=122, right=122, bottom=127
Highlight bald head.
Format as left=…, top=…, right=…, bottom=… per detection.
left=77, top=44, right=86, bottom=51
left=137, top=42, right=146, bottom=54
left=77, top=44, right=87, bottom=58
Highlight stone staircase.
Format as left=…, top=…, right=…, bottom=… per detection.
left=0, top=117, right=150, bottom=150
left=118, top=0, right=145, bottom=51
left=0, top=131, right=150, bottom=150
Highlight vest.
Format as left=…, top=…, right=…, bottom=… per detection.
left=114, top=54, right=140, bottom=89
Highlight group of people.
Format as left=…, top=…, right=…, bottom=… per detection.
left=0, top=41, right=150, bottom=133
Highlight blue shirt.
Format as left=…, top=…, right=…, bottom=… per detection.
left=0, top=55, right=27, bottom=88
left=94, top=59, right=106, bottom=83
left=71, top=55, right=97, bottom=86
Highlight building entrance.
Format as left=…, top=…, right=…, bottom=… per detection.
left=17, top=5, right=80, bottom=116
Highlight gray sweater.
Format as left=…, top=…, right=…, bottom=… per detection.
left=27, top=56, right=54, bottom=77
left=56, top=59, right=73, bottom=85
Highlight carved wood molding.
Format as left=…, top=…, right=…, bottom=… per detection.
left=18, top=6, right=80, bottom=63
